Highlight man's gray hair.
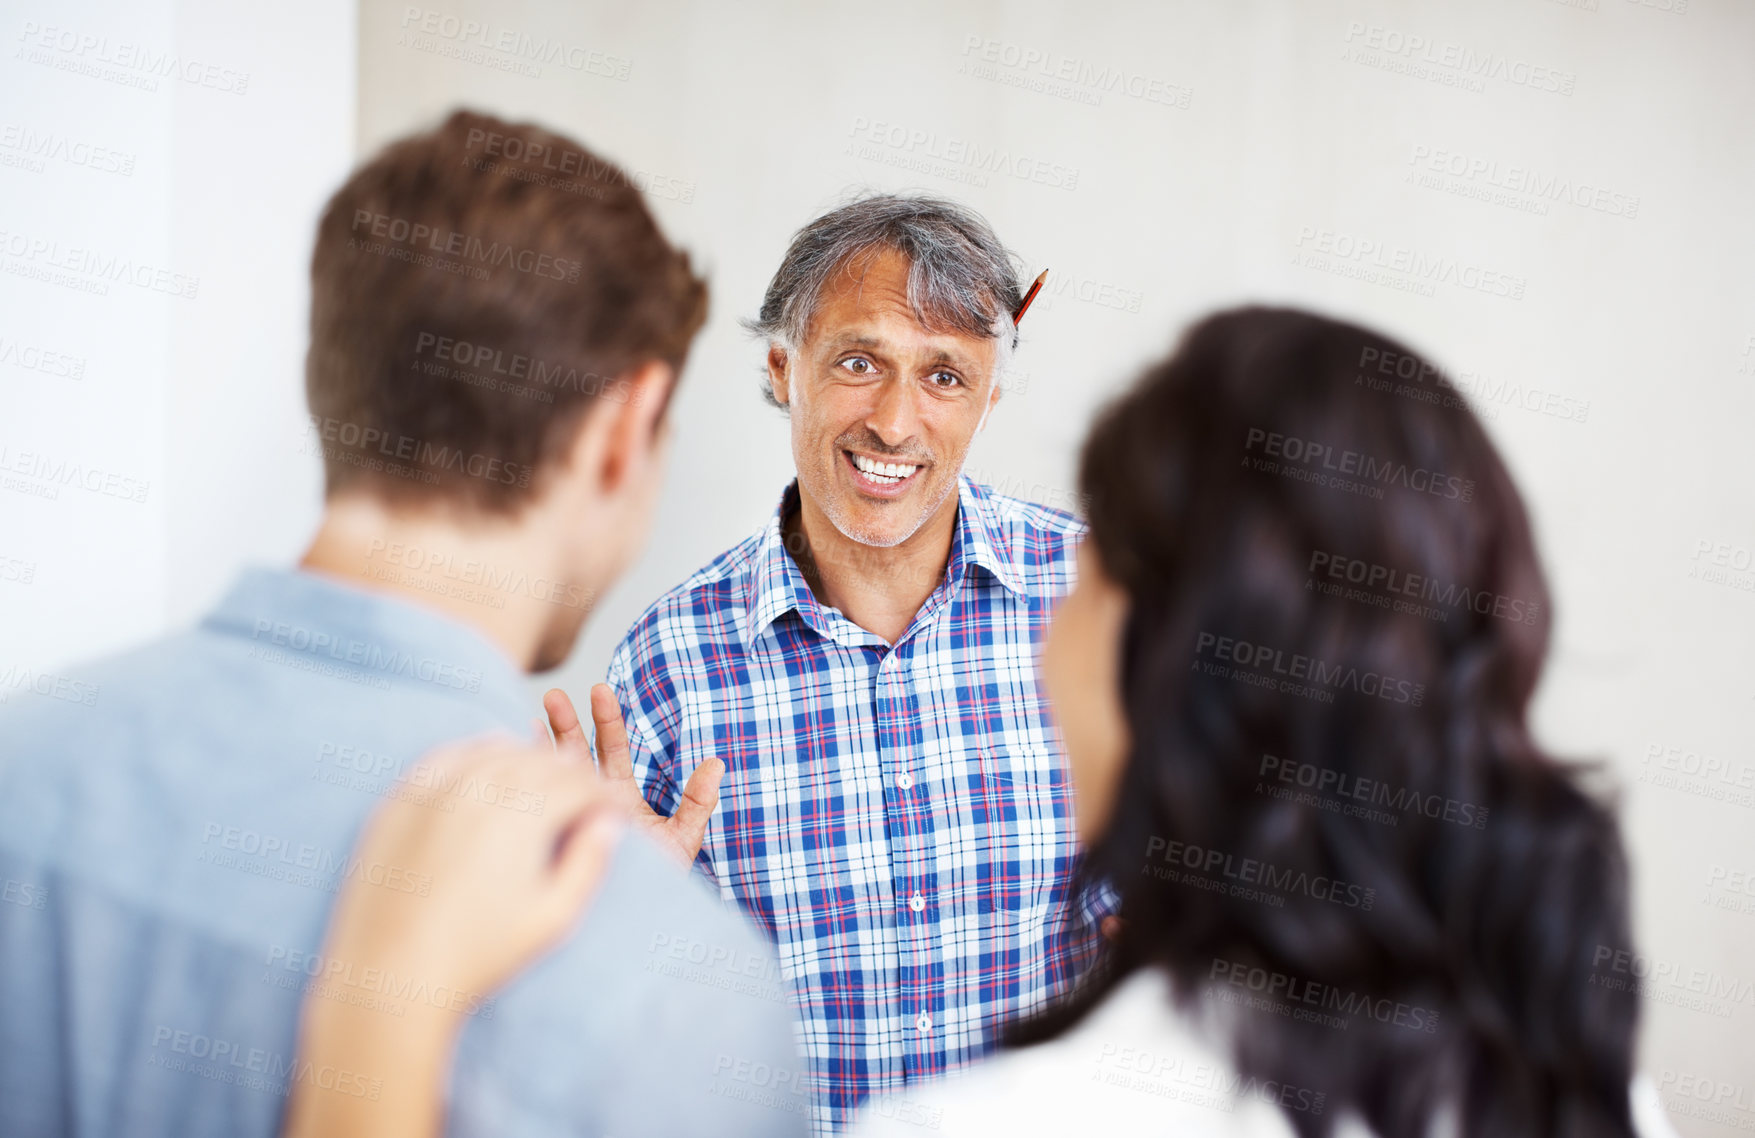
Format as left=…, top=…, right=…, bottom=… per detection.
left=746, top=193, right=1022, bottom=408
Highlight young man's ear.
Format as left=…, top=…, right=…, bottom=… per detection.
left=576, top=360, right=675, bottom=493
left=766, top=344, right=790, bottom=407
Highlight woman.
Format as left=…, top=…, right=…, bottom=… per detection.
left=288, top=307, right=1677, bottom=1138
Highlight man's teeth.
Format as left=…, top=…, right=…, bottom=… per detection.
left=851, top=454, right=920, bottom=484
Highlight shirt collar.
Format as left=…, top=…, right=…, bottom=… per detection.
left=950, top=475, right=1028, bottom=599
left=743, top=475, right=1027, bottom=644
left=200, top=566, right=533, bottom=723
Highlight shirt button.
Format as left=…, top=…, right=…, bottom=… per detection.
left=897, top=772, right=914, bottom=790
left=916, top=1013, right=933, bottom=1033
left=909, top=892, right=925, bottom=912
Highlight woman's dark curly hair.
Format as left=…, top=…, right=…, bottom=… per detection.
left=1011, top=307, right=1639, bottom=1138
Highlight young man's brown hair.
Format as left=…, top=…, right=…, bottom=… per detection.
left=305, top=108, right=707, bottom=512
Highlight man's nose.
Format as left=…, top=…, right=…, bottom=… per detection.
left=865, top=377, right=922, bottom=448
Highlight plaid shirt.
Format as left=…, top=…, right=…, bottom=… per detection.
left=608, top=476, right=1110, bottom=1131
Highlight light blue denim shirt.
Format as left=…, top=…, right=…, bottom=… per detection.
left=0, top=568, right=809, bottom=1138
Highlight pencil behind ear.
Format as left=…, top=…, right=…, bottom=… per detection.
left=1012, top=268, right=1048, bottom=325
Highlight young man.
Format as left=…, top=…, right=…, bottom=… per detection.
left=575, top=195, right=1112, bottom=1129
left=0, top=111, right=805, bottom=1138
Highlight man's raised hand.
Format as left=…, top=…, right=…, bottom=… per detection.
left=543, top=684, right=724, bottom=868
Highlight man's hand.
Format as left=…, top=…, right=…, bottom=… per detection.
left=544, top=684, right=724, bottom=868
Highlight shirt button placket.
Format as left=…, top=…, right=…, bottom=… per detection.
left=883, top=645, right=936, bottom=1074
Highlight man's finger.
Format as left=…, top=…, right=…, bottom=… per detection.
left=543, top=688, right=591, bottom=764
left=588, top=684, right=635, bottom=782
left=666, top=756, right=724, bottom=863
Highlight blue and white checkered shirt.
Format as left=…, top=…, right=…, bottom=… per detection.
left=608, top=476, right=1110, bottom=1130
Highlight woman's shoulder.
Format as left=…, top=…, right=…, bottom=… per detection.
left=850, top=968, right=1683, bottom=1138
left=849, top=969, right=1345, bottom=1138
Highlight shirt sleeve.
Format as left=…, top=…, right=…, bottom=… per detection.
left=1077, top=873, right=1121, bottom=928
left=1057, top=865, right=1120, bottom=982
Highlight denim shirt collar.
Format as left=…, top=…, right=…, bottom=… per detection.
left=201, top=566, right=532, bottom=723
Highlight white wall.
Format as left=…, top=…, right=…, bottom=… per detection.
left=0, top=0, right=356, bottom=667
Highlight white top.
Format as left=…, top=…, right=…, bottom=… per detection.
left=847, top=969, right=1681, bottom=1138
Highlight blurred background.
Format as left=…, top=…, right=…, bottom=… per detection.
left=3, top=0, right=1751, bottom=1129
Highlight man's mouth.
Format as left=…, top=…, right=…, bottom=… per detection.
left=845, top=450, right=924, bottom=491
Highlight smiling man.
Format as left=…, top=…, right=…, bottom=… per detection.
left=582, top=195, right=1111, bottom=1129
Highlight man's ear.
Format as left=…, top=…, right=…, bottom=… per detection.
left=976, top=380, right=1002, bottom=433
left=589, top=359, right=675, bottom=493
left=766, top=344, right=791, bottom=407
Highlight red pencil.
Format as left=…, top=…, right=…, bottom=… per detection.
left=1013, top=269, right=1048, bottom=326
